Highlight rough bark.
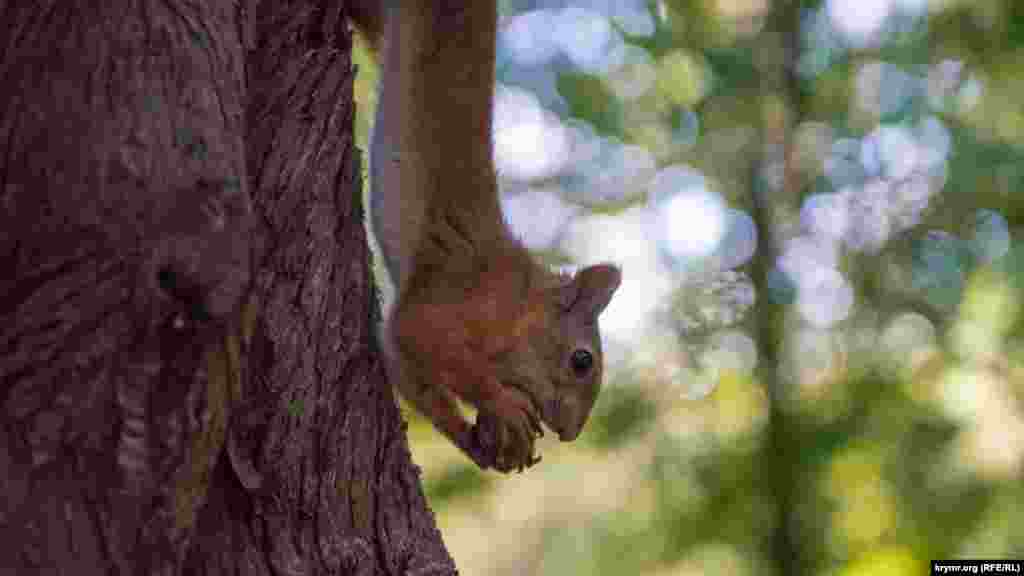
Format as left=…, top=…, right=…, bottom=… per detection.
left=0, top=1, right=456, bottom=574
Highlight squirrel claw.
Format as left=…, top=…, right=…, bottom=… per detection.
left=474, top=390, right=541, bottom=473
left=530, top=410, right=544, bottom=437
left=456, top=423, right=497, bottom=470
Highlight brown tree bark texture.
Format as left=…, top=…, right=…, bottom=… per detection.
left=0, top=1, right=456, bottom=574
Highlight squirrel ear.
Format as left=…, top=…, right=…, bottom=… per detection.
left=559, top=264, right=621, bottom=319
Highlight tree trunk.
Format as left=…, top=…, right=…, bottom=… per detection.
left=0, top=1, right=456, bottom=573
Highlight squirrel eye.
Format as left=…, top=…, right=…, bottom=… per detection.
left=570, top=349, right=594, bottom=377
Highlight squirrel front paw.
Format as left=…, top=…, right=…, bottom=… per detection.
left=475, top=387, right=544, bottom=473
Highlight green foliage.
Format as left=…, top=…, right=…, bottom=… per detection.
left=557, top=72, right=623, bottom=136
left=537, top=508, right=666, bottom=576
left=583, top=384, right=657, bottom=450
left=423, top=463, right=492, bottom=505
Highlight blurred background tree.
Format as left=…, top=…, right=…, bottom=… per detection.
left=356, top=1, right=1024, bottom=574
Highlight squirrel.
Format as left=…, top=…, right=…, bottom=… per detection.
left=349, top=1, right=622, bottom=472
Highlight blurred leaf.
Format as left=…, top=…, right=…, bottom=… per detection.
left=803, top=423, right=854, bottom=470
left=837, top=546, right=923, bottom=576
left=590, top=508, right=666, bottom=576
left=655, top=50, right=710, bottom=107
left=892, top=418, right=991, bottom=557
left=423, top=463, right=492, bottom=505
left=584, top=385, right=657, bottom=449
left=557, top=72, right=623, bottom=135
left=648, top=436, right=705, bottom=561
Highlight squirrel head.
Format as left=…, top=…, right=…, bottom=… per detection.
left=501, top=264, right=621, bottom=442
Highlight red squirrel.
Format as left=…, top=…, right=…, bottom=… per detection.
left=350, top=2, right=621, bottom=472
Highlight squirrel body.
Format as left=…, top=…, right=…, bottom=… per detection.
left=350, top=1, right=621, bottom=472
